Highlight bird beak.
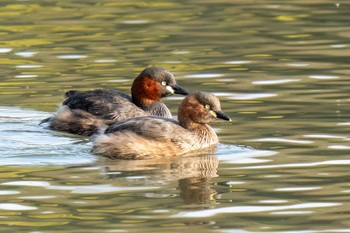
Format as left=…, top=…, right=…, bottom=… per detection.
left=215, top=111, right=231, bottom=121
left=171, top=85, right=188, bottom=95
left=165, top=86, right=175, bottom=95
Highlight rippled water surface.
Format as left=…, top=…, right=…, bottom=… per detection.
left=0, top=0, right=350, bottom=232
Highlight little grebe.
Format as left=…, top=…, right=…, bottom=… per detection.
left=92, top=91, right=231, bottom=159
left=41, top=67, right=188, bottom=136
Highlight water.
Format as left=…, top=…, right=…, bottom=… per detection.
left=0, top=0, right=349, bottom=232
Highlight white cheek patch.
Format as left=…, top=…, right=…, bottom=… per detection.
left=209, top=110, right=217, bottom=118
left=166, top=86, right=175, bottom=94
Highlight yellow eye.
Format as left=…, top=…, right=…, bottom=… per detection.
left=161, top=81, right=167, bottom=86
left=205, top=104, right=211, bottom=109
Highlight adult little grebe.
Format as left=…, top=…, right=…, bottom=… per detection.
left=41, top=67, right=188, bottom=136
left=92, top=91, right=231, bottom=159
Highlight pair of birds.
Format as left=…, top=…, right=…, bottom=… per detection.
left=42, top=67, right=231, bottom=160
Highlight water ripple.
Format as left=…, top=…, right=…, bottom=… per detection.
left=271, top=210, right=313, bottom=215
left=309, top=75, right=339, bottom=79
left=172, top=202, right=340, bottom=218
left=0, top=190, right=21, bottom=195
left=1, top=176, right=161, bottom=194
left=171, top=50, right=190, bottom=54
left=19, top=196, right=56, bottom=199
left=328, top=145, right=350, bottom=150
left=16, top=65, right=43, bottom=69
left=184, top=73, right=225, bottom=78
left=252, top=79, right=300, bottom=85
left=237, top=160, right=350, bottom=170
left=337, top=122, right=350, bottom=126
left=275, top=187, right=322, bottom=192
left=217, top=145, right=276, bottom=164
left=15, top=74, right=39, bottom=78
left=2, top=181, right=50, bottom=187
left=249, top=138, right=313, bottom=144
left=46, top=184, right=158, bottom=194
left=0, top=106, right=96, bottom=166
left=304, top=134, right=346, bottom=139
left=15, top=51, right=38, bottom=57
left=286, top=63, right=310, bottom=67
left=0, top=203, right=36, bottom=211
left=122, top=19, right=149, bottom=24
left=213, top=92, right=277, bottom=100
left=94, top=59, right=117, bottom=63
left=330, top=44, right=347, bottom=48
left=221, top=229, right=350, bottom=233
left=229, top=93, right=277, bottom=100
left=225, top=60, right=251, bottom=64
left=57, top=55, right=87, bottom=59
left=259, top=200, right=288, bottom=204
left=0, top=48, right=12, bottom=53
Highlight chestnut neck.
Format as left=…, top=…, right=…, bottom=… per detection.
left=178, top=96, right=205, bottom=130
left=131, top=75, right=161, bottom=108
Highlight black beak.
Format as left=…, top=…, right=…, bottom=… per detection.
left=172, top=85, right=188, bottom=95
left=216, top=111, right=231, bottom=121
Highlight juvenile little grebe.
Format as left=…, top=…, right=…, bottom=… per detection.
left=92, top=91, right=231, bottom=159
left=41, top=67, right=188, bottom=136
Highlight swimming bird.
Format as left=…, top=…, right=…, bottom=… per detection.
left=41, top=67, right=188, bottom=136
left=92, top=91, right=231, bottom=159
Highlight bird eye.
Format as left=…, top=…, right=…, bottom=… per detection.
left=205, top=104, right=211, bottom=109
left=161, top=81, right=167, bottom=86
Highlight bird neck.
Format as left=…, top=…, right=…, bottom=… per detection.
left=131, top=75, right=161, bottom=107
left=181, top=122, right=219, bottom=146
left=146, top=101, right=172, bottom=118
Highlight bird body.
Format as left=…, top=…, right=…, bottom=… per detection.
left=92, top=92, right=231, bottom=159
left=42, top=67, right=187, bottom=136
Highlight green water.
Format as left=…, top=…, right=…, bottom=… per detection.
left=0, top=1, right=350, bottom=232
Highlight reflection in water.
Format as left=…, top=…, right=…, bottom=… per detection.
left=102, top=154, right=218, bottom=181
left=179, top=177, right=216, bottom=205
left=102, top=155, right=219, bottom=204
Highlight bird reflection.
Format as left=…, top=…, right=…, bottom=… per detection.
left=99, top=152, right=219, bottom=204
left=179, top=177, right=217, bottom=205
